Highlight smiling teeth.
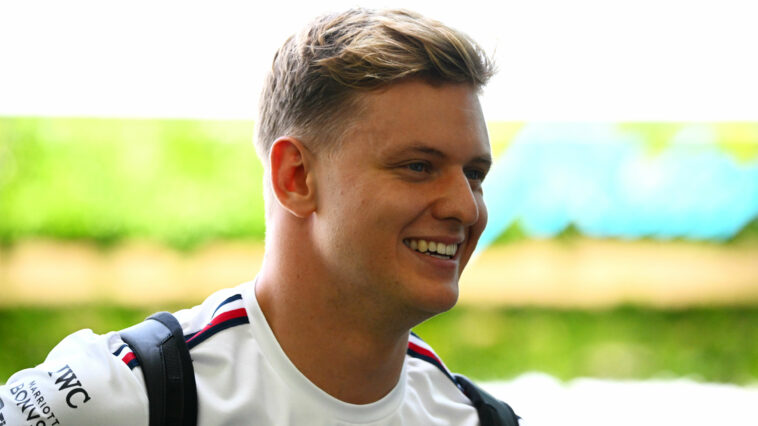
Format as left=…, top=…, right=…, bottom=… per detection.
left=404, top=239, right=458, bottom=258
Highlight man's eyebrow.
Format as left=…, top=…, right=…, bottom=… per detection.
left=388, top=144, right=493, bottom=167
left=397, top=145, right=446, bottom=158
left=471, top=154, right=493, bottom=169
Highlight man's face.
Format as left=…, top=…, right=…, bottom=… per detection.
left=311, top=79, right=491, bottom=321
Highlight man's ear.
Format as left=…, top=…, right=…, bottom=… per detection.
left=269, top=137, right=317, bottom=218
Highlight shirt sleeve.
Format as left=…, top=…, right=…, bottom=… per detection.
left=0, top=329, right=149, bottom=426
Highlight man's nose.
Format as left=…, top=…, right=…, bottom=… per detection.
left=431, top=170, right=480, bottom=225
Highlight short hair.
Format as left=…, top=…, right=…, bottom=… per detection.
left=255, top=8, right=495, bottom=160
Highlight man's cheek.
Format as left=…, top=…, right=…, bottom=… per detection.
left=471, top=202, right=488, bottom=245
left=479, top=201, right=488, bottom=231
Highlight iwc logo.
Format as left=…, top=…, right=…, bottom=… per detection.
left=48, top=365, right=91, bottom=409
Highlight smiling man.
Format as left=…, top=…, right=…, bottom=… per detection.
left=0, top=8, right=520, bottom=426
left=260, top=79, right=492, bottom=405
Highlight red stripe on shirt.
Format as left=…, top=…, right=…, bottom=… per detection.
left=122, top=352, right=136, bottom=366
left=408, top=340, right=442, bottom=364
left=186, top=308, right=247, bottom=344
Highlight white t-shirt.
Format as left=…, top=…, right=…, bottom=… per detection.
left=0, top=281, right=485, bottom=426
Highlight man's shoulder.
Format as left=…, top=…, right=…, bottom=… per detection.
left=175, top=284, right=252, bottom=352
left=0, top=283, right=255, bottom=426
left=118, top=283, right=253, bottom=374
left=405, top=331, right=460, bottom=387
left=404, top=332, right=473, bottom=402
left=0, top=329, right=149, bottom=426
left=404, top=332, right=523, bottom=426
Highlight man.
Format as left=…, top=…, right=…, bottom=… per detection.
left=0, top=8, right=519, bottom=425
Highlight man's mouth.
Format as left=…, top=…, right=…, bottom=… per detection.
left=403, top=239, right=459, bottom=260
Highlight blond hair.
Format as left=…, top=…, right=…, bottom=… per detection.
left=255, top=8, right=495, bottom=159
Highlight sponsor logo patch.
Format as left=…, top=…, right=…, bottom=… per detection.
left=48, top=365, right=91, bottom=409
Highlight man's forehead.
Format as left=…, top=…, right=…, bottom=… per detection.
left=352, top=80, right=486, bottom=128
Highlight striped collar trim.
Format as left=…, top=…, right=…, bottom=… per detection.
left=184, top=294, right=250, bottom=350
left=114, top=294, right=250, bottom=370
left=407, top=331, right=460, bottom=388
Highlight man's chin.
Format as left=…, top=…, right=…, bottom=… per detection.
left=412, top=281, right=460, bottom=319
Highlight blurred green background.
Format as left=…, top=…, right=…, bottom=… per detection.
left=1, top=117, right=757, bottom=385
left=2, top=304, right=757, bottom=384
left=0, top=118, right=265, bottom=249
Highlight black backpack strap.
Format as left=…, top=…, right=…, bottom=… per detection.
left=120, top=312, right=198, bottom=426
left=455, top=374, right=520, bottom=426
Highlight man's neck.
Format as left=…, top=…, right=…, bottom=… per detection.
left=255, top=267, right=411, bottom=404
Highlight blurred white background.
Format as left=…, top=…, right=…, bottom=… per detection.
left=1, top=0, right=757, bottom=120
left=486, top=373, right=758, bottom=426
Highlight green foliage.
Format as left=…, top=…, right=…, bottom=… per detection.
left=0, top=117, right=265, bottom=249
left=618, top=122, right=758, bottom=161
left=730, top=216, right=758, bottom=246
left=492, top=220, right=528, bottom=244
left=618, top=123, right=682, bottom=155
left=492, top=218, right=758, bottom=247
left=413, top=305, right=758, bottom=384
left=2, top=118, right=757, bottom=248
left=0, top=304, right=180, bottom=383
left=554, top=223, right=583, bottom=243
left=1, top=305, right=756, bottom=385
left=714, top=123, right=758, bottom=163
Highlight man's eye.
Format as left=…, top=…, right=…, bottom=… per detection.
left=465, top=169, right=486, bottom=181
left=407, top=162, right=429, bottom=173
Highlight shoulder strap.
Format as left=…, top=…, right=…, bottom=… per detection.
left=454, top=374, right=520, bottom=426
left=120, top=312, right=198, bottom=426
